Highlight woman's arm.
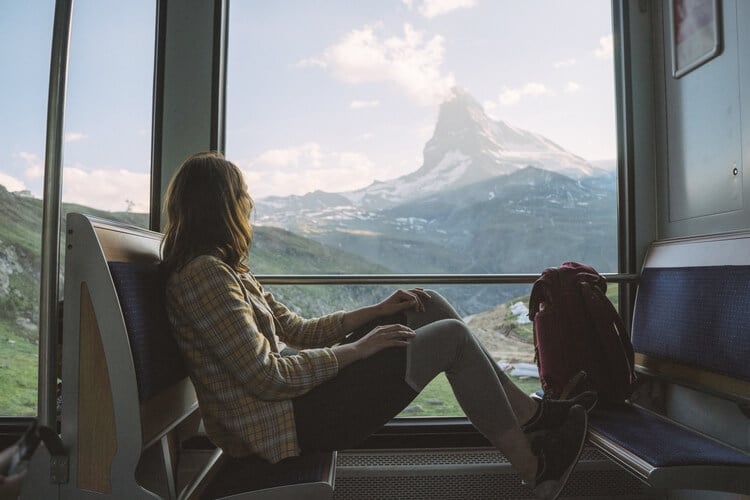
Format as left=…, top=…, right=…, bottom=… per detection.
left=168, top=257, right=340, bottom=401
left=331, top=323, right=416, bottom=368
left=263, top=284, right=431, bottom=349
left=329, top=288, right=430, bottom=367
left=341, top=288, right=431, bottom=333
left=261, top=285, right=424, bottom=368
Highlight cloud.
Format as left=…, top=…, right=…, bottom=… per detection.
left=242, top=142, right=377, bottom=198
left=64, top=132, right=88, bottom=143
left=294, top=57, right=326, bottom=69
left=254, top=143, right=323, bottom=168
left=62, top=164, right=150, bottom=213
left=594, top=35, right=613, bottom=60
left=16, top=152, right=44, bottom=179
left=403, top=0, right=478, bottom=18
left=8, top=152, right=149, bottom=212
left=350, top=99, right=380, bottom=109
left=307, top=23, right=455, bottom=106
left=498, top=82, right=552, bottom=106
left=553, top=58, right=577, bottom=69
left=0, top=172, right=26, bottom=192
left=564, top=81, right=581, bottom=93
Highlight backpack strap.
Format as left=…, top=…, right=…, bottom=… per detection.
left=529, top=267, right=561, bottom=319
left=529, top=267, right=560, bottom=364
left=580, top=282, right=637, bottom=394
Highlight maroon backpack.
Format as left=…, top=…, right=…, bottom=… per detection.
left=528, top=262, right=637, bottom=405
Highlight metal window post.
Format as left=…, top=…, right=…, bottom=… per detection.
left=38, top=0, right=73, bottom=429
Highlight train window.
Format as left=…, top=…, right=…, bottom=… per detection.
left=0, top=2, right=55, bottom=417
left=226, top=1, right=617, bottom=417
left=62, top=1, right=155, bottom=225
left=0, top=1, right=155, bottom=417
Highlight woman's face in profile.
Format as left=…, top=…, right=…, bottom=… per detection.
left=239, top=184, right=253, bottom=220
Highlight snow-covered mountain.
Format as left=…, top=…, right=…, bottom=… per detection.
left=249, top=88, right=617, bottom=313
left=258, top=87, right=602, bottom=214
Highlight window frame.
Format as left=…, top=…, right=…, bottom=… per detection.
left=0, top=0, right=636, bottom=445
left=220, top=0, right=636, bottom=436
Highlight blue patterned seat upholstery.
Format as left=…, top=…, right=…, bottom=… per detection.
left=591, top=406, right=750, bottom=468
left=108, top=261, right=188, bottom=402
left=632, top=266, right=750, bottom=382
left=587, top=257, right=750, bottom=495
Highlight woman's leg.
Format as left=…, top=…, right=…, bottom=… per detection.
left=404, top=291, right=592, bottom=497
left=293, top=301, right=529, bottom=453
left=293, top=344, right=417, bottom=452
left=405, top=291, right=538, bottom=426
left=410, top=291, right=597, bottom=432
left=294, top=294, right=587, bottom=496
left=404, top=317, right=538, bottom=482
left=294, top=316, right=538, bottom=482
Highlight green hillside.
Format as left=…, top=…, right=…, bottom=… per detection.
left=0, top=187, right=397, bottom=416
left=250, top=225, right=397, bottom=316
left=0, top=185, right=623, bottom=418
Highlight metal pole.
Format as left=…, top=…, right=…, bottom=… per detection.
left=254, top=273, right=639, bottom=286
left=38, top=0, right=73, bottom=429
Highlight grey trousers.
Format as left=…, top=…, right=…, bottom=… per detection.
left=404, top=292, right=521, bottom=435
left=294, top=291, right=522, bottom=452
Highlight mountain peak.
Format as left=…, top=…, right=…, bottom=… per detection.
left=443, top=87, right=487, bottom=117
left=428, top=87, right=575, bottom=156
left=414, top=88, right=595, bottom=184
left=256, top=89, right=603, bottom=214
left=426, top=87, right=497, bottom=157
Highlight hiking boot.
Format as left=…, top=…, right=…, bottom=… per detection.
left=532, top=404, right=588, bottom=500
left=522, top=391, right=597, bottom=434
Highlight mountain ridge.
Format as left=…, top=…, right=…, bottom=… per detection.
left=0, top=88, right=617, bottom=318
left=257, top=87, right=609, bottom=215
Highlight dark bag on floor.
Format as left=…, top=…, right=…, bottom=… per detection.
left=528, top=262, right=636, bottom=404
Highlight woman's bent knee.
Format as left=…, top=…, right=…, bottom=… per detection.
left=416, top=318, right=470, bottom=346
left=405, top=291, right=462, bottom=329
left=405, top=319, right=473, bottom=390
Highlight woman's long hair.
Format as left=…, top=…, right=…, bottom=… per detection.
left=161, top=152, right=253, bottom=275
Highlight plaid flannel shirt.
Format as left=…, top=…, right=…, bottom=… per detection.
left=165, top=255, right=348, bottom=463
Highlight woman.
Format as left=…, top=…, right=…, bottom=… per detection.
left=161, top=152, right=594, bottom=500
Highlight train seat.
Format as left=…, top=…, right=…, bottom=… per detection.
left=587, top=233, right=750, bottom=495
left=21, top=213, right=336, bottom=500
left=108, top=259, right=337, bottom=499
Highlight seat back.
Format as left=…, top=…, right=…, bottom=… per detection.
left=632, top=232, right=750, bottom=403
left=108, top=261, right=188, bottom=404
left=21, top=213, right=337, bottom=500
left=57, top=213, right=197, bottom=498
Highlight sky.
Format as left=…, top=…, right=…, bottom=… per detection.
left=1, top=0, right=615, bottom=213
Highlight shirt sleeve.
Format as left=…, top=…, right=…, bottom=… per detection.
left=171, top=257, right=340, bottom=401
left=241, top=274, right=350, bottom=349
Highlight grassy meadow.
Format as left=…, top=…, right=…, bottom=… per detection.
left=402, top=372, right=541, bottom=418
left=0, top=319, right=38, bottom=416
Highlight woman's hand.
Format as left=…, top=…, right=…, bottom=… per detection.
left=340, top=288, right=429, bottom=341
left=376, top=288, right=431, bottom=317
left=332, top=324, right=415, bottom=367
left=353, top=324, right=416, bottom=359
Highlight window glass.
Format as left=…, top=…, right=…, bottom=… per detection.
left=266, top=282, right=542, bottom=417
left=62, top=0, right=155, bottom=228
left=0, top=1, right=155, bottom=417
left=0, top=2, right=55, bottom=417
left=228, top=1, right=617, bottom=417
